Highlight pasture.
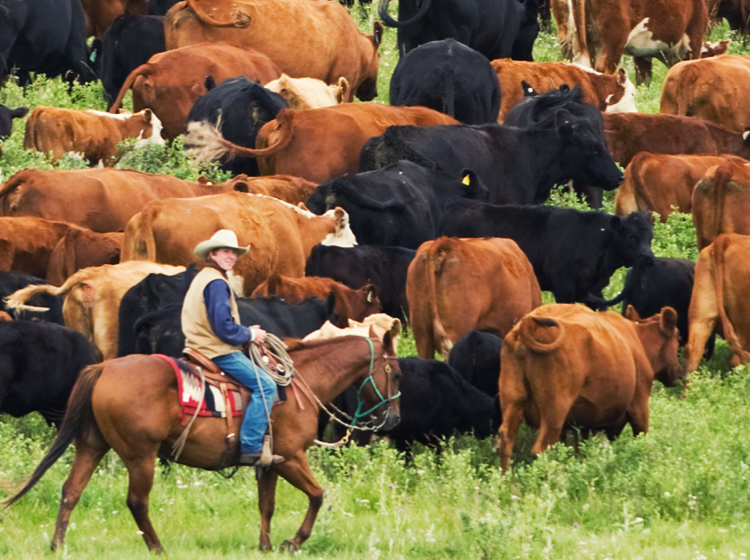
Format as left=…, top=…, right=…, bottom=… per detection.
left=1, top=3, right=750, bottom=558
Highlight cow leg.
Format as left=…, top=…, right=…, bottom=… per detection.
left=594, top=33, right=628, bottom=75
left=496, top=400, right=525, bottom=473
left=258, top=469, right=279, bottom=551
left=532, top=408, right=567, bottom=457
left=122, top=451, right=163, bottom=552
left=683, top=316, right=717, bottom=375
left=275, top=452, right=324, bottom=552
left=633, top=57, right=653, bottom=86
left=412, top=318, right=436, bottom=359
left=51, top=435, right=110, bottom=550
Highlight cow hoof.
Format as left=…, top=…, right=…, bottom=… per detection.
left=280, top=539, right=300, bottom=553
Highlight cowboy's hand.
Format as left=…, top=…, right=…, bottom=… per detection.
left=251, top=327, right=267, bottom=345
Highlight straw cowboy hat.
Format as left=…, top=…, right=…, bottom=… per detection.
left=193, top=229, right=250, bottom=259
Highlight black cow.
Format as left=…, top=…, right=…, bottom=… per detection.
left=0, top=106, right=28, bottom=139
left=390, top=39, right=501, bottom=125
left=185, top=77, right=289, bottom=176
left=0, top=0, right=95, bottom=86
left=147, top=0, right=181, bottom=15
left=447, top=331, right=503, bottom=399
left=306, top=161, right=488, bottom=249
left=101, top=15, right=166, bottom=106
left=376, top=358, right=500, bottom=455
left=360, top=86, right=623, bottom=205
left=592, top=256, right=715, bottom=356
left=0, top=321, right=97, bottom=425
left=378, top=0, right=540, bottom=61
left=437, top=200, right=654, bottom=307
left=0, top=271, right=64, bottom=324
left=117, top=265, right=199, bottom=357
left=130, top=295, right=337, bottom=357
left=305, top=244, right=416, bottom=322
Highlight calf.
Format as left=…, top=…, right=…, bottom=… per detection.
left=377, top=358, right=499, bottom=456
left=0, top=106, right=29, bottom=139
left=264, top=75, right=349, bottom=111
left=390, top=39, right=501, bottom=125
left=448, top=331, right=503, bottom=399
left=305, top=244, right=416, bottom=322
left=46, top=229, right=123, bottom=285
left=407, top=237, right=541, bottom=359
left=0, top=321, right=98, bottom=426
left=0, top=218, right=83, bottom=279
left=615, top=153, right=733, bottom=220
left=23, top=107, right=163, bottom=165
left=437, top=200, right=654, bottom=306
left=305, top=161, right=488, bottom=249
left=251, top=275, right=380, bottom=328
left=497, top=304, right=681, bottom=472
left=0, top=271, right=64, bottom=323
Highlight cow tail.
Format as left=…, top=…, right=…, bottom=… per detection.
left=122, top=210, right=155, bottom=261
left=5, top=268, right=91, bottom=312
left=0, top=168, right=32, bottom=205
left=629, top=153, right=659, bottom=214
left=185, top=0, right=251, bottom=27
left=712, top=235, right=750, bottom=362
left=109, top=64, right=149, bottom=113
left=571, top=0, right=590, bottom=66
left=426, top=239, right=451, bottom=356
left=444, top=74, right=456, bottom=119
left=22, top=108, right=39, bottom=151
left=378, top=0, right=432, bottom=28
left=711, top=160, right=734, bottom=245
left=517, top=315, right=566, bottom=353
left=2, top=364, right=104, bottom=509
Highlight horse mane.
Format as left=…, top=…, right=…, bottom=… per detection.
left=285, top=335, right=379, bottom=353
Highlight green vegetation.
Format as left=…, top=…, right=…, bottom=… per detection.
left=1, top=7, right=749, bottom=560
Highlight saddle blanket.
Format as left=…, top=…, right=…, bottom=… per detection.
left=155, top=354, right=243, bottom=421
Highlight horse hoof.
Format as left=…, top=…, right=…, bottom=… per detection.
left=280, top=539, right=299, bottom=553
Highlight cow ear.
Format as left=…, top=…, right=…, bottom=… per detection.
left=610, top=215, right=623, bottom=231
left=624, top=305, right=642, bottom=322
left=11, top=107, right=29, bottom=119
left=233, top=181, right=248, bottom=193
left=660, top=306, right=678, bottom=335
left=645, top=211, right=655, bottom=226
left=142, top=108, right=153, bottom=121
left=366, top=283, right=379, bottom=304
left=744, top=128, right=750, bottom=143
left=521, top=80, right=537, bottom=97
left=334, top=207, right=348, bottom=230
left=373, top=21, right=384, bottom=48
left=337, top=77, right=350, bottom=104
left=197, top=175, right=211, bottom=185
left=205, top=76, right=216, bottom=91
left=617, top=68, right=627, bottom=85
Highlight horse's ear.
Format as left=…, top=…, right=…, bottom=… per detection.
left=368, top=325, right=376, bottom=339
left=382, top=330, right=394, bottom=354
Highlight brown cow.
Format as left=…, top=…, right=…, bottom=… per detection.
left=5, top=261, right=184, bottom=360
left=108, top=43, right=281, bottom=139
left=683, top=233, right=750, bottom=373
left=23, top=107, right=163, bottom=165
left=550, top=0, right=707, bottom=83
left=406, top=237, right=541, bottom=360
left=0, top=218, right=82, bottom=278
left=185, top=104, right=458, bottom=184
left=164, top=0, right=383, bottom=101
left=615, top=153, right=735, bottom=220
left=81, top=0, right=146, bottom=40
left=217, top=174, right=318, bottom=205
left=692, top=157, right=750, bottom=249
left=251, top=275, right=381, bottom=328
left=46, top=230, right=124, bottom=286
left=264, top=75, right=350, bottom=111
left=0, top=168, right=246, bottom=233
left=660, top=55, right=750, bottom=134
left=603, top=113, right=750, bottom=167
left=497, top=304, right=681, bottom=472
left=491, top=59, right=636, bottom=121
left=121, top=192, right=357, bottom=295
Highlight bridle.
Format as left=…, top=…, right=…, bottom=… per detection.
left=351, top=338, right=401, bottom=428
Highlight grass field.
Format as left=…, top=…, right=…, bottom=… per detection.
left=2, top=4, right=750, bottom=559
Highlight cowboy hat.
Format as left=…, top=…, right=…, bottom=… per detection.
left=193, top=229, right=250, bottom=259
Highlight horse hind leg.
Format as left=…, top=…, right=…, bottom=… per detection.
left=51, top=434, right=110, bottom=551
left=122, top=449, right=164, bottom=553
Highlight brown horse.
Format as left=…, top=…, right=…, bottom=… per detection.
left=4, top=335, right=401, bottom=553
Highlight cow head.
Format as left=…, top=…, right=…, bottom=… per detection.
left=0, top=105, right=28, bottom=139
left=604, top=69, right=637, bottom=114
left=356, top=21, right=385, bottom=102
left=459, top=169, right=490, bottom=201
left=321, top=207, right=357, bottom=247
left=626, top=305, right=682, bottom=387
left=511, top=0, right=541, bottom=62
left=610, top=212, right=654, bottom=266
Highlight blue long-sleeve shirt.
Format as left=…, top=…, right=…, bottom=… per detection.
left=203, top=279, right=253, bottom=347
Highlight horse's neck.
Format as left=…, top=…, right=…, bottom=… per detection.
left=290, top=340, right=370, bottom=404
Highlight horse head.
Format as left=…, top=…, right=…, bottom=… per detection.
left=355, top=327, right=401, bottom=431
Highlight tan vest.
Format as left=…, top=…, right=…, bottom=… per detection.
left=182, top=267, right=243, bottom=359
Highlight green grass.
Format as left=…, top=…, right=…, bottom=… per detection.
left=1, top=5, right=750, bottom=559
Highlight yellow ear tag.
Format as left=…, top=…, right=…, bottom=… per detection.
left=462, top=174, right=470, bottom=185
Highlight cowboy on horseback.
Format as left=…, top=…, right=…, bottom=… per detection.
left=182, top=229, right=283, bottom=467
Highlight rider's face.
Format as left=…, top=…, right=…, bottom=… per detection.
left=209, top=248, right=239, bottom=272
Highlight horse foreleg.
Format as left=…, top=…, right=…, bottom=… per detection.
left=122, top=453, right=163, bottom=553
left=257, top=469, right=279, bottom=551
left=51, top=436, right=110, bottom=551
left=275, top=453, right=324, bottom=552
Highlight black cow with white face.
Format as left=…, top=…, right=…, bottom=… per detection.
left=101, top=15, right=166, bottom=107
left=306, top=160, right=488, bottom=249
left=360, top=86, right=622, bottom=205
left=378, top=0, right=540, bottom=61
left=185, top=77, right=289, bottom=176
left=0, top=0, right=95, bottom=86
left=305, top=244, right=416, bottom=323
left=437, top=201, right=654, bottom=307
left=390, top=39, right=501, bottom=124
left=0, top=106, right=28, bottom=139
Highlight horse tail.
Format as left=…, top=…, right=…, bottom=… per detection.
left=2, top=364, right=104, bottom=509
left=712, top=235, right=750, bottom=362
left=184, top=0, right=251, bottom=27
left=517, top=315, right=566, bottom=353
left=378, top=0, right=432, bottom=28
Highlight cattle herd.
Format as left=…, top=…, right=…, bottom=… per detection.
left=3, top=0, right=750, bottom=551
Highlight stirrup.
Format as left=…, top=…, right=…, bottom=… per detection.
left=258, top=435, right=284, bottom=467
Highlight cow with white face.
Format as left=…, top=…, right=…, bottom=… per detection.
left=264, top=75, right=350, bottom=110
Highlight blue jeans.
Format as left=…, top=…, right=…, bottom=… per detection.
left=213, top=352, right=277, bottom=454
